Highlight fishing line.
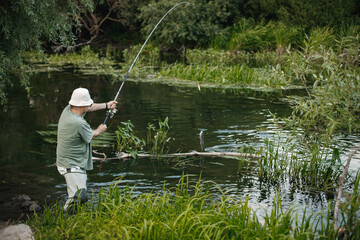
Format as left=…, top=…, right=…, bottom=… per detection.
left=104, top=2, right=191, bottom=124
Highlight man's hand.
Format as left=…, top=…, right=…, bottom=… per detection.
left=106, top=100, right=118, bottom=110
left=92, top=124, right=107, bottom=139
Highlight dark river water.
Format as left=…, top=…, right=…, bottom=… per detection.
left=1, top=71, right=359, bottom=221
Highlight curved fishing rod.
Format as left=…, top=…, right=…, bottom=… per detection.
left=104, top=1, right=191, bottom=124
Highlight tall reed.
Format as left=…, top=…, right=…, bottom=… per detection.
left=257, top=137, right=343, bottom=191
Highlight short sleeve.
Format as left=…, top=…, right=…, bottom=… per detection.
left=79, top=120, right=93, bottom=144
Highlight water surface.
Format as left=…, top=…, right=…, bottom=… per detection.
left=1, top=71, right=359, bottom=220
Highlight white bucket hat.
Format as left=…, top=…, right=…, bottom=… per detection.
left=69, top=88, right=94, bottom=106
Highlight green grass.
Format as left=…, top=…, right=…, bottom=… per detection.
left=29, top=174, right=357, bottom=239
left=23, top=46, right=118, bottom=75
left=160, top=62, right=291, bottom=89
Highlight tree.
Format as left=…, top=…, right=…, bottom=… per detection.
left=50, top=0, right=151, bottom=52
left=138, top=0, right=243, bottom=49
left=0, top=0, right=92, bottom=108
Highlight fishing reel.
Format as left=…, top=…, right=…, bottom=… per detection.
left=108, top=107, right=118, bottom=119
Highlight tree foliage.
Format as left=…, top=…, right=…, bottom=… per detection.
left=138, top=0, right=242, bottom=49
left=0, top=0, right=92, bottom=108
left=137, top=0, right=359, bottom=50
left=63, top=0, right=152, bottom=51
left=244, top=0, right=359, bottom=30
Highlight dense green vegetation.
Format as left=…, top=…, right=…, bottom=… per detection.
left=28, top=174, right=360, bottom=239
left=0, top=0, right=94, bottom=107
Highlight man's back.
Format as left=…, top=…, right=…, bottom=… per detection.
left=56, top=105, right=93, bottom=170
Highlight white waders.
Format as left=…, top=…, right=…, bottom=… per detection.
left=58, top=166, right=88, bottom=211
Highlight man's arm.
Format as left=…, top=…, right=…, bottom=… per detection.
left=92, top=124, right=107, bottom=139
left=88, top=101, right=117, bottom=112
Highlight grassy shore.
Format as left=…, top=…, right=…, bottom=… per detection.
left=27, top=174, right=360, bottom=239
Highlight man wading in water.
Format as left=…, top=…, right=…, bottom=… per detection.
left=56, top=88, right=117, bottom=211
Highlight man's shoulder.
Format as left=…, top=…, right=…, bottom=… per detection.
left=58, top=108, right=86, bottom=132
left=60, top=105, right=83, bottom=122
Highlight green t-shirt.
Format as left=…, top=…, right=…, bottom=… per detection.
left=56, top=105, right=94, bottom=170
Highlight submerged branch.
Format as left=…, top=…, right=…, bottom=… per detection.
left=93, top=151, right=261, bottom=161
left=333, top=143, right=360, bottom=230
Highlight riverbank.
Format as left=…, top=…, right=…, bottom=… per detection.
left=0, top=195, right=39, bottom=240
left=0, top=194, right=41, bottom=222
left=27, top=175, right=359, bottom=239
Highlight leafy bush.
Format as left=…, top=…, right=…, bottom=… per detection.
left=217, top=18, right=304, bottom=53
left=138, top=0, right=240, bottom=48
left=227, top=18, right=270, bottom=51
left=285, top=29, right=360, bottom=134
left=121, top=43, right=161, bottom=76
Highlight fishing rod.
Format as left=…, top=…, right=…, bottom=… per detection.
left=104, top=1, right=191, bottom=124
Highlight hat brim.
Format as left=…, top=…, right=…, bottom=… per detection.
left=69, top=99, right=94, bottom=106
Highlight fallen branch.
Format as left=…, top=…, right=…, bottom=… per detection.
left=92, top=151, right=261, bottom=161
left=333, top=143, right=360, bottom=230
left=93, top=150, right=107, bottom=161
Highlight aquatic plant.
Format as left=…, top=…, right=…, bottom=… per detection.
left=222, top=18, right=304, bottom=53
left=303, top=27, right=336, bottom=54
left=46, top=46, right=114, bottom=68
left=24, top=46, right=117, bottom=76
left=28, top=174, right=358, bottom=239
left=269, top=21, right=303, bottom=55
left=257, top=137, right=344, bottom=191
left=115, top=118, right=171, bottom=159
left=115, top=120, right=145, bottom=159
left=146, top=117, right=171, bottom=158
left=227, top=18, right=271, bottom=52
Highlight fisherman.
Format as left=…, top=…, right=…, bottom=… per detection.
left=56, top=87, right=117, bottom=211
